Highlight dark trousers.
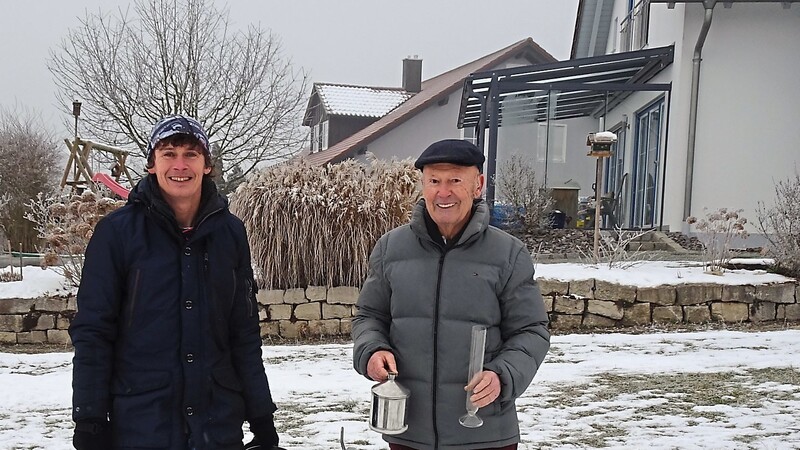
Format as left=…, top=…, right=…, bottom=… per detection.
left=389, top=444, right=518, bottom=450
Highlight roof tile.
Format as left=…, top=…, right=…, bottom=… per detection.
left=316, top=84, right=414, bottom=117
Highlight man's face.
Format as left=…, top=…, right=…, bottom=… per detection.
left=421, top=163, right=485, bottom=239
left=147, top=142, right=211, bottom=207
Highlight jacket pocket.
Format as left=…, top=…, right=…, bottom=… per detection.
left=111, top=370, right=172, bottom=448
left=208, top=365, right=246, bottom=445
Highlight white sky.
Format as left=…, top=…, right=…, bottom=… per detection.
left=0, top=0, right=579, bottom=136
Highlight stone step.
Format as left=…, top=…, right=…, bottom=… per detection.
left=624, top=231, right=688, bottom=253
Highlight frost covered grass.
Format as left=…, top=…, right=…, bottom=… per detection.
left=1, top=329, right=799, bottom=449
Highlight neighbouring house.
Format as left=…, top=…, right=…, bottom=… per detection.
left=459, top=0, right=800, bottom=235
left=303, top=82, right=414, bottom=153
left=302, top=38, right=557, bottom=166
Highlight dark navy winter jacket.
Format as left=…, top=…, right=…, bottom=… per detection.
left=70, top=176, right=276, bottom=450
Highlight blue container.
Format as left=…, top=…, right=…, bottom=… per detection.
left=490, top=204, right=523, bottom=230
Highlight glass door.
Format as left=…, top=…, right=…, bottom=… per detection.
left=630, top=99, right=663, bottom=228
left=604, top=125, right=627, bottom=228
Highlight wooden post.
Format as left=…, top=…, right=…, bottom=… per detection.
left=593, top=158, right=603, bottom=262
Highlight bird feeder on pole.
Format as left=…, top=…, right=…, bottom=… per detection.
left=586, top=131, right=618, bottom=261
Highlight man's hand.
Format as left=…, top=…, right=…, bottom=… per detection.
left=73, top=420, right=112, bottom=450
left=465, top=370, right=501, bottom=408
left=366, top=350, right=397, bottom=381
left=246, top=414, right=281, bottom=450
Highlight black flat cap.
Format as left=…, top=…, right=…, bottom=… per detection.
left=414, top=139, right=485, bottom=172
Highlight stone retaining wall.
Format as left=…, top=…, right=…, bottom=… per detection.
left=1, top=280, right=798, bottom=344
left=539, top=279, right=800, bottom=330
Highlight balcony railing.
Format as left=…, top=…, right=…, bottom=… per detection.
left=620, top=0, right=650, bottom=52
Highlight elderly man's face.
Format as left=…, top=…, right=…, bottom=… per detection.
left=421, top=163, right=485, bottom=240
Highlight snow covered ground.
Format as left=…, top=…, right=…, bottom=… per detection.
left=0, top=330, right=798, bottom=449
left=0, top=261, right=798, bottom=449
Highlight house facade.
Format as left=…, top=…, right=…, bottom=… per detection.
left=302, top=38, right=558, bottom=167
left=461, top=0, right=799, bottom=233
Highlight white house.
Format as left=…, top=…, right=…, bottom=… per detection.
left=302, top=38, right=557, bottom=166
left=459, top=0, right=800, bottom=233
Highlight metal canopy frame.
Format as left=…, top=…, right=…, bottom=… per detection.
left=457, top=45, right=674, bottom=208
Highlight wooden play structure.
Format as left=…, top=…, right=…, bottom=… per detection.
left=60, top=138, right=134, bottom=199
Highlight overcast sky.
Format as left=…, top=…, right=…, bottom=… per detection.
left=0, top=0, right=579, bottom=136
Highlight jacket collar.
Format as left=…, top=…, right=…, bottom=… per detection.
left=128, top=175, right=227, bottom=234
left=410, top=198, right=489, bottom=248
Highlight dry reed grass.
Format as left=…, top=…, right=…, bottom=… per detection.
left=230, top=156, right=420, bottom=289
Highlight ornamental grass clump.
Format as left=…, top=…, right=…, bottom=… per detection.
left=686, top=207, right=749, bottom=275
left=26, top=190, right=125, bottom=287
left=230, top=157, right=420, bottom=289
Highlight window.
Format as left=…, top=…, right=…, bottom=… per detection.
left=631, top=98, right=664, bottom=228
left=536, top=123, right=567, bottom=163
left=311, top=123, right=319, bottom=152
left=620, top=0, right=650, bottom=52
left=320, top=120, right=329, bottom=150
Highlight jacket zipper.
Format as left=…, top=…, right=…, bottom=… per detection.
left=432, top=248, right=447, bottom=449
left=127, top=269, right=141, bottom=329
left=245, top=277, right=256, bottom=318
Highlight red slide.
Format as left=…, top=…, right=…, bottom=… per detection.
left=92, top=173, right=131, bottom=199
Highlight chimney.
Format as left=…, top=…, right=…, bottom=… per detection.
left=402, top=56, right=422, bottom=93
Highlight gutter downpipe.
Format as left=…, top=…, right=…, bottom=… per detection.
left=683, top=0, right=717, bottom=227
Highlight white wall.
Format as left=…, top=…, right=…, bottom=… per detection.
left=602, top=2, right=800, bottom=232
left=674, top=4, right=800, bottom=231
left=358, top=89, right=464, bottom=164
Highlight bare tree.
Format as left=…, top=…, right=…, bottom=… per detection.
left=756, top=171, right=800, bottom=277
left=48, top=0, right=309, bottom=183
left=0, top=106, right=61, bottom=251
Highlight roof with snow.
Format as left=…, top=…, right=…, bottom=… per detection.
left=312, top=84, right=413, bottom=118
left=303, top=38, right=557, bottom=166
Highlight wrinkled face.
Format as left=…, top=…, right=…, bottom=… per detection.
left=147, top=142, right=211, bottom=208
left=421, top=163, right=485, bottom=239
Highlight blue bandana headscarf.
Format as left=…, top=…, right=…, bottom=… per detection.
left=147, top=115, right=210, bottom=159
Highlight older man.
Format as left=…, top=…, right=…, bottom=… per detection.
left=352, top=139, right=551, bottom=450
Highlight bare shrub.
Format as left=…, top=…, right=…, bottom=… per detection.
left=686, top=208, right=749, bottom=275
left=230, top=156, right=420, bottom=289
left=756, top=171, right=800, bottom=277
left=26, top=191, right=125, bottom=287
left=494, top=154, right=553, bottom=232
left=0, top=269, right=22, bottom=282
left=575, top=227, right=656, bottom=268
